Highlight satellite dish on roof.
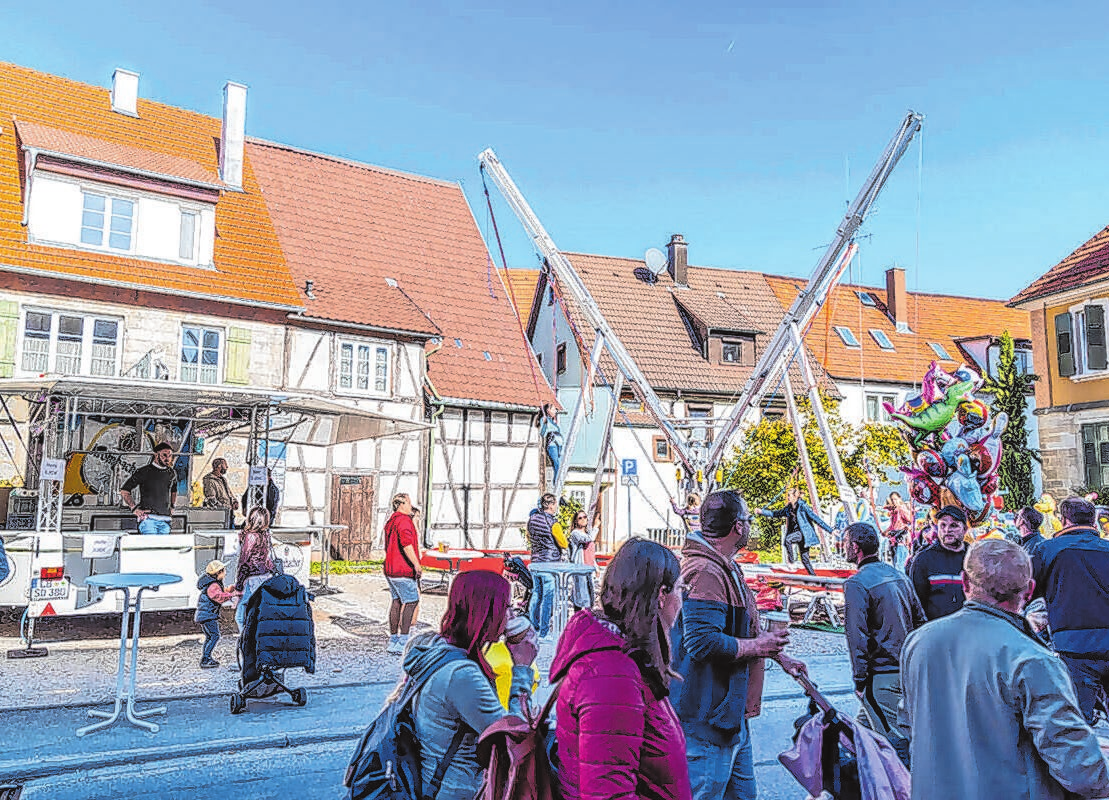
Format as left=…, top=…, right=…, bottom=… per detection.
left=645, top=248, right=668, bottom=275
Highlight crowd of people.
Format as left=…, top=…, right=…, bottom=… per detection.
left=375, top=487, right=1108, bottom=800
left=840, top=493, right=1109, bottom=799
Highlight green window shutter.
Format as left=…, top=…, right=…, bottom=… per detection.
left=1056, top=312, right=1075, bottom=377
left=0, top=301, right=18, bottom=378
left=225, top=327, right=252, bottom=385
left=1085, top=305, right=1107, bottom=371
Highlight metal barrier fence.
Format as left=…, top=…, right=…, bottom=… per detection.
left=645, top=527, right=686, bottom=549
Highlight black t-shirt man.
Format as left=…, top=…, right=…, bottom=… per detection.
left=121, top=462, right=177, bottom=516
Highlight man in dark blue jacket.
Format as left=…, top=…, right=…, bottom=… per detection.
left=526, top=493, right=563, bottom=639
left=672, top=489, right=807, bottom=800
left=1033, top=496, right=1109, bottom=724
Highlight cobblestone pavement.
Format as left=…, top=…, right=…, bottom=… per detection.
left=0, top=572, right=846, bottom=710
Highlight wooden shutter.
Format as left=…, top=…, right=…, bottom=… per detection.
left=225, top=327, right=252, bottom=385
left=0, top=301, right=17, bottom=378
left=1056, top=312, right=1075, bottom=377
left=1085, top=305, right=1107, bottom=371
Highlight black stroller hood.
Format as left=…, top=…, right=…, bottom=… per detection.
left=258, top=573, right=303, bottom=600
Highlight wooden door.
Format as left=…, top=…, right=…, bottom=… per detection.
left=330, top=474, right=376, bottom=561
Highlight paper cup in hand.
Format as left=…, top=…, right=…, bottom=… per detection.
left=505, top=616, right=533, bottom=645
left=762, top=611, right=790, bottom=632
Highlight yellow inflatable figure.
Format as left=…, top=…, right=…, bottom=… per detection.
left=1034, top=494, right=1063, bottom=538
left=1097, top=508, right=1109, bottom=540
left=484, top=640, right=540, bottom=709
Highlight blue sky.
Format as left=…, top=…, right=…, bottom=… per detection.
left=5, top=1, right=1109, bottom=299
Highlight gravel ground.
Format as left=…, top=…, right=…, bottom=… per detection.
left=0, top=572, right=846, bottom=710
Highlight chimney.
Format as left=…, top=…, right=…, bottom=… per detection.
left=667, top=234, right=688, bottom=286
left=219, top=81, right=247, bottom=191
left=885, top=266, right=910, bottom=332
left=110, top=69, right=139, bottom=116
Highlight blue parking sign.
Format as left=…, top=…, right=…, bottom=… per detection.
left=621, top=458, right=637, bottom=477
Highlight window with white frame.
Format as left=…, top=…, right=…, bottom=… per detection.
left=834, top=326, right=861, bottom=348
left=180, top=326, right=221, bottom=384
left=865, top=393, right=897, bottom=423
left=80, top=191, right=134, bottom=252
left=20, top=309, right=121, bottom=376
left=929, top=341, right=953, bottom=361
left=179, top=210, right=198, bottom=261
left=338, top=340, right=390, bottom=393
left=869, top=329, right=895, bottom=351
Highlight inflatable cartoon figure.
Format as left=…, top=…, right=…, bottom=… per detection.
left=888, top=363, right=1002, bottom=527
left=1034, top=494, right=1063, bottom=538
left=899, top=360, right=959, bottom=414
left=884, top=368, right=981, bottom=449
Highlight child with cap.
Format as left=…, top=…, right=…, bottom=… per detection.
left=195, top=559, right=240, bottom=668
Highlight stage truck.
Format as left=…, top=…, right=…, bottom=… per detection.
left=0, top=377, right=425, bottom=655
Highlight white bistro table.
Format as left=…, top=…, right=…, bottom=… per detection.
left=76, top=572, right=182, bottom=736
left=529, top=562, right=597, bottom=641
left=421, top=549, right=485, bottom=591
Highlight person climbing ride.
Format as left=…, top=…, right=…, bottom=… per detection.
left=755, top=487, right=832, bottom=575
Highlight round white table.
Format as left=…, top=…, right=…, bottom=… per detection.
left=421, top=549, right=485, bottom=591
left=77, top=572, right=182, bottom=736
left=529, top=562, right=597, bottom=640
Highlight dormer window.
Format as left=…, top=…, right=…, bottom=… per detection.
left=715, top=334, right=755, bottom=366
left=80, top=192, right=133, bottom=251
left=25, top=166, right=217, bottom=267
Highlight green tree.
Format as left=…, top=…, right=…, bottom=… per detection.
left=719, top=390, right=909, bottom=549
left=980, top=330, right=1040, bottom=510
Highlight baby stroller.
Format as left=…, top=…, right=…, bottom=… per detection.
left=778, top=670, right=910, bottom=800
left=502, top=552, right=534, bottom=614
left=229, top=572, right=316, bottom=714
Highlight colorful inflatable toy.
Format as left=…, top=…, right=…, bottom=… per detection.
left=888, top=362, right=1002, bottom=525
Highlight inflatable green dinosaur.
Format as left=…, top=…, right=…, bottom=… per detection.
left=887, top=377, right=976, bottom=448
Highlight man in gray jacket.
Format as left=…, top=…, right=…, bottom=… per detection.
left=899, top=538, right=1109, bottom=800
left=843, top=522, right=925, bottom=743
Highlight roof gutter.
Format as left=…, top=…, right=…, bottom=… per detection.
left=24, top=146, right=226, bottom=192
left=435, top=395, right=540, bottom=413
left=0, top=261, right=303, bottom=313
left=286, top=313, right=437, bottom=340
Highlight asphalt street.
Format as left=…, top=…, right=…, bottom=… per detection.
left=1, top=654, right=858, bottom=799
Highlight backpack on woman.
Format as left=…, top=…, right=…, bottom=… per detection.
left=475, top=686, right=561, bottom=800
left=344, top=649, right=467, bottom=800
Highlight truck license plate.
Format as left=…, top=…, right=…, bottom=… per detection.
left=30, top=578, right=70, bottom=602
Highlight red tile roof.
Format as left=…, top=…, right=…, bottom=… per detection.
left=763, top=276, right=1031, bottom=383
left=0, top=62, right=301, bottom=309
left=528, top=256, right=834, bottom=398
left=247, top=140, right=553, bottom=409
left=15, top=119, right=222, bottom=186
left=505, top=269, right=541, bottom=325
left=1010, top=224, right=1109, bottom=306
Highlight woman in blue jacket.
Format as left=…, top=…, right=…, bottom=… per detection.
left=755, top=487, right=832, bottom=575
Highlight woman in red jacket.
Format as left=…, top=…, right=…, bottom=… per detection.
left=551, top=538, right=691, bottom=800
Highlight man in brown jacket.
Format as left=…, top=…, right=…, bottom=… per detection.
left=671, top=489, right=808, bottom=800
left=202, top=458, right=238, bottom=515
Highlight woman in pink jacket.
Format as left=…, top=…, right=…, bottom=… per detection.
left=551, top=538, right=692, bottom=800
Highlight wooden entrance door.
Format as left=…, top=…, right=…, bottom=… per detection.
left=331, top=474, right=376, bottom=561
